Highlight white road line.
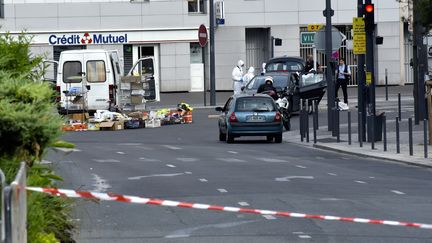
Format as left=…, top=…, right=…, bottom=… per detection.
left=139, top=157, right=160, bottom=162
left=166, top=164, right=176, bottom=168
left=292, top=232, right=305, bottom=235
left=165, top=234, right=190, bottom=238
left=369, top=176, right=375, bottom=179
left=275, top=176, right=314, bottom=182
left=217, top=188, right=228, bottom=193
left=217, top=158, right=246, bottom=163
left=256, top=158, right=287, bottom=163
left=93, top=159, right=120, bottom=163
left=262, top=215, right=276, bottom=220
left=327, top=173, right=337, bottom=176
left=315, top=156, right=325, bottom=160
left=199, top=178, right=208, bottom=182
left=296, top=165, right=307, bottom=169
left=228, top=151, right=238, bottom=154
left=184, top=171, right=192, bottom=174
left=162, top=145, right=182, bottom=150
left=391, top=190, right=406, bottom=195
left=118, top=143, right=142, bottom=146
left=238, top=202, right=249, bottom=206
left=355, top=180, right=367, bottom=184
left=298, top=235, right=312, bottom=239
left=116, top=152, right=125, bottom=154
left=128, top=173, right=185, bottom=180
left=320, top=198, right=344, bottom=201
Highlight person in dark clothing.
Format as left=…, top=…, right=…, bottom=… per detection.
left=304, top=55, right=321, bottom=73
left=257, top=76, right=278, bottom=100
left=335, top=58, right=351, bottom=104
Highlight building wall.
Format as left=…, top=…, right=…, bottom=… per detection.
left=160, top=42, right=191, bottom=92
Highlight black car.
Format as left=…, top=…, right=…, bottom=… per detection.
left=264, top=56, right=305, bottom=73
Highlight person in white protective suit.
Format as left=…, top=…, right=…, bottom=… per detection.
left=242, top=67, right=255, bottom=87
left=232, top=60, right=245, bottom=94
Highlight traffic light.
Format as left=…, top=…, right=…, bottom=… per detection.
left=364, top=3, right=375, bottom=32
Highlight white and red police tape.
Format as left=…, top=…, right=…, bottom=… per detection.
left=26, top=186, right=432, bottom=230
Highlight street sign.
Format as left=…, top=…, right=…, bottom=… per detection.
left=353, top=17, right=366, bottom=54
left=216, top=1, right=225, bottom=25
left=307, top=24, right=323, bottom=32
left=300, top=32, right=315, bottom=45
left=198, top=24, right=208, bottom=47
left=313, top=26, right=343, bottom=51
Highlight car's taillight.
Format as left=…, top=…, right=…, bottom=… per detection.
left=229, top=112, right=238, bottom=123
left=274, top=112, right=281, bottom=122
left=109, top=84, right=114, bottom=101
left=55, top=86, right=61, bottom=102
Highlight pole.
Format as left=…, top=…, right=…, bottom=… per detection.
left=424, top=119, right=428, bottom=158
left=209, top=0, right=216, bottom=106
left=357, top=0, right=367, bottom=142
left=365, top=0, right=375, bottom=119
left=313, top=46, right=317, bottom=71
left=385, top=68, right=388, bottom=101
left=348, top=111, right=352, bottom=145
left=271, top=36, right=274, bottom=58
left=409, top=117, right=413, bottom=156
left=396, top=117, right=400, bottom=154
left=325, top=0, right=335, bottom=132
left=202, top=47, right=207, bottom=106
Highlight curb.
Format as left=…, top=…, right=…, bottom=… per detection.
left=312, top=143, right=432, bottom=169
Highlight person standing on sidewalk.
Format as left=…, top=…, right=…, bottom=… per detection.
left=335, top=58, right=351, bottom=105
left=232, top=60, right=245, bottom=95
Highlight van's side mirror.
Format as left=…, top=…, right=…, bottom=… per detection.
left=215, top=107, right=224, bottom=112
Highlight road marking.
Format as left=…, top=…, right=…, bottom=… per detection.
left=53, top=147, right=81, bottom=153
left=185, top=171, right=192, bottom=174
left=208, top=114, right=220, bottom=119
left=298, top=235, right=312, bottom=239
left=118, top=143, right=142, bottom=146
left=256, top=158, right=287, bottom=163
left=391, top=190, right=405, bottom=195
left=92, top=159, right=120, bottom=163
left=40, top=160, right=53, bottom=164
left=217, top=158, right=246, bottom=163
left=292, top=232, right=305, bottom=235
left=369, top=176, right=375, bottom=179
left=128, top=173, right=185, bottom=180
left=165, top=234, right=190, bottom=238
left=217, top=188, right=228, bottom=193
left=199, top=178, right=208, bottom=182
left=162, top=145, right=182, bottom=150
left=238, top=202, right=249, bottom=206
left=228, top=151, right=238, bottom=154
left=296, top=165, right=307, bottom=169
left=176, top=158, right=198, bottom=162
left=166, top=164, right=176, bottom=168
left=116, top=151, right=125, bottom=154
left=328, top=173, right=337, bottom=176
left=315, top=156, right=325, bottom=160
left=262, top=215, right=276, bottom=220
left=355, top=180, right=367, bottom=184
left=92, top=173, right=111, bottom=192
left=320, top=198, right=344, bottom=201
left=275, top=176, right=314, bottom=182
left=139, top=157, right=160, bottom=162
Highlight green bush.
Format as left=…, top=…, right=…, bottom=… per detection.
left=0, top=33, right=74, bottom=242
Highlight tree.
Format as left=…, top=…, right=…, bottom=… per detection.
left=415, top=0, right=432, bottom=32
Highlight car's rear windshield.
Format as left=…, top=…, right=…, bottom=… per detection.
left=266, top=61, right=303, bottom=72
left=235, top=97, right=276, bottom=112
left=246, top=75, right=289, bottom=90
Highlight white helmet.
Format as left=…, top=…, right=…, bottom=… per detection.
left=265, top=76, right=273, bottom=84
left=237, top=60, right=245, bottom=67
left=248, top=66, right=255, bottom=74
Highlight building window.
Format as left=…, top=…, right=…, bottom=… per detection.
left=188, top=0, right=205, bottom=13
left=0, top=0, right=4, bottom=18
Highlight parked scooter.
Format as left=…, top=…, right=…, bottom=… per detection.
left=261, top=87, right=291, bottom=131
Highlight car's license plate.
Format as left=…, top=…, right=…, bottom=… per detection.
left=246, top=115, right=265, bottom=122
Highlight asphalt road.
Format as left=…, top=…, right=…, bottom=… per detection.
left=48, top=108, right=432, bottom=243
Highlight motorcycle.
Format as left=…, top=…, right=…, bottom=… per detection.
left=261, top=88, right=291, bottom=131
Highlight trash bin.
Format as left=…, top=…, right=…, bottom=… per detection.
left=367, top=113, right=384, bottom=142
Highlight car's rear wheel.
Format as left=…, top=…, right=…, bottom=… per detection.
left=227, top=133, right=235, bottom=143
left=219, top=130, right=226, bottom=141
left=275, top=133, right=283, bottom=143
left=266, top=135, right=274, bottom=142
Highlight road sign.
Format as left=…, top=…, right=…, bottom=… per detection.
left=307, top=24, right=323, bottom=32
left=300, top=32, right=315, bottom=44
left=353, top=17, right=366, bottom=54
left=198, top=24, right=208, bottom=47
left=216, top=1, right=225, bottom=25
left=313, top=26, right=343, bottom=51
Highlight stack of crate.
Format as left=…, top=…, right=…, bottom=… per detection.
left=119, top=76, right=146, bottom=111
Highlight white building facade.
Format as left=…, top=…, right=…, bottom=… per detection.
left=0, top=0, right=410, bottom=92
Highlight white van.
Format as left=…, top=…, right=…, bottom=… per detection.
left=55, top=49, right=123, bottom=113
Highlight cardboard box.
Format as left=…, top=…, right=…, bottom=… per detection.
left=67, top=113, right=89, bottom=122
left=121, top=76, right=141, bottom=83
left=131, top=83, right=143, bottom=89
left=99, top=121, right=124, bottom=131
left=145, top=119, right=161, bottom=128
left=88, top=122, right=100, bottom=131
left=131, top=96, right=144, bottom=104
left=114, top=121, right=124, bottom=130
left=120, top=83, right=131, bottom=90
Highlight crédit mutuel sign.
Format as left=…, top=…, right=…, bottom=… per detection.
left=48, top=32, right=128, bottom=45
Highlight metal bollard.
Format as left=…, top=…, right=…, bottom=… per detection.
left=314, top=100, right=319, bottom=130
left=383, top=115, right=387, bottom=152
left=371, top=114, right=375, bottom=150
left=336, top=104, right=340, bottom=143
left=313, top=102, right=317, bottom=144
left=396, top=117, right=400, bottom=153
left=398, top=93, right=401, bottom=121
left=306, top=100, right=310, bottom=143
left=300, top=99, right=304, bottom=142
left=409, top=117, right=413, bottom=156
left=424, top=119, right=428, bottom=158
left=359, top=112, right=363, bottom=148
left=348, top=111, right=351, bottom=145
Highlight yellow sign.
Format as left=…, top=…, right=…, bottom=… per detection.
left=366, top=72, right=372, bottom=86
left=353, top=17, right=366, bottom=55
left=307, top=24, right=323, bottom=32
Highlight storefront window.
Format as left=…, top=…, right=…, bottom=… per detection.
left=188, top=0, right=205, bottom=13
left=190, top=43, right=203, bottom=64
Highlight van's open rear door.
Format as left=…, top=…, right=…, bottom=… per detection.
left=127, top=57, right=160, bottom=102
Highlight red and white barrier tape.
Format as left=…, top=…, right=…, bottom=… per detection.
left=26, top=186, right=432, bottom=230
